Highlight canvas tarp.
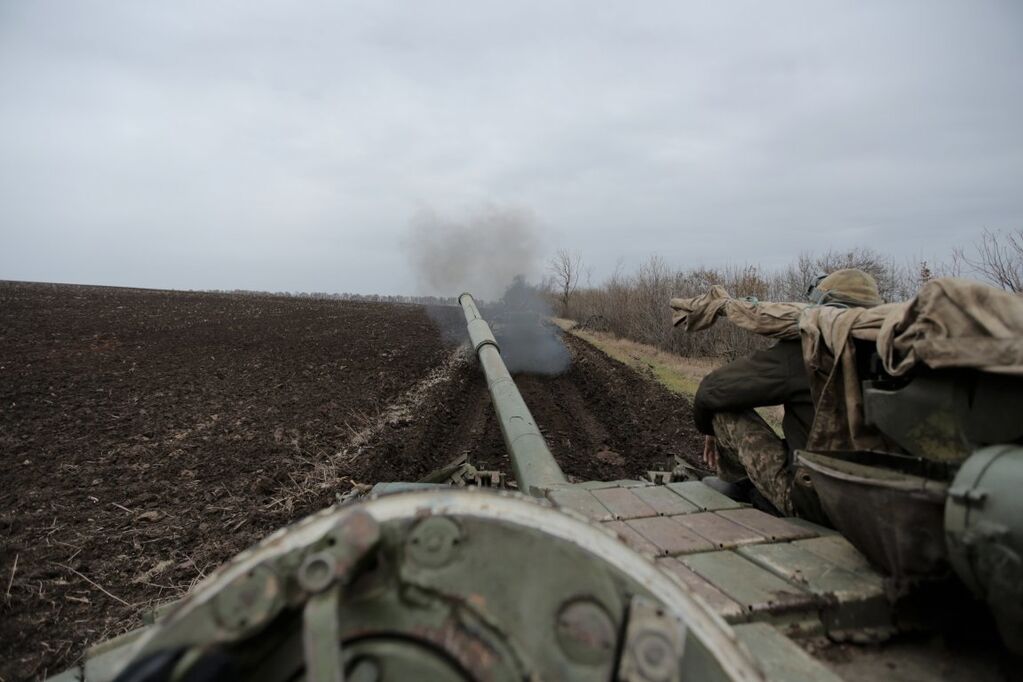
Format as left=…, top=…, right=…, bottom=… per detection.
left=670, top=278, right=1023, bottom=451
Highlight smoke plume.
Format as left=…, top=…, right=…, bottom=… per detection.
left=483, top=276, right=571, bottom=376
left=405, top=205, right=571, bottom=376
left=404, top=205, right=542, bottom=301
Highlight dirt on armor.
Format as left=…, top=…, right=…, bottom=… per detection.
left=0, top=281, right=702, bottom=680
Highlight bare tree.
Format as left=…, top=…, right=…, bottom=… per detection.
left=920, top=258, right=937, bottom=286
left=772, top=247, right=920, bottom=302
left=954, top=228, right=1023, bottom=292
left=548, top=249, right=583, bottom=317
left=936, top=250, right=965, bottom=279
left=568, top=242, right=1020, bottom=362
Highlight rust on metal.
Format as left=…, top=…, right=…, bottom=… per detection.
left=409, top=618, right=501, bottom=679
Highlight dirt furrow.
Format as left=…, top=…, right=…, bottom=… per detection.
left=349, top=329, right=704, bottom=485
left=0, top=283, right=703, bottom=680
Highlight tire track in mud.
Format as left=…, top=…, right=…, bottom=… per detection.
left=337, top=347, right=473, bottom=460
left=350, top=332, right=704, bottom=485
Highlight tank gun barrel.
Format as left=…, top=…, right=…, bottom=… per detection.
left=459, top=292, right=566, bottom=495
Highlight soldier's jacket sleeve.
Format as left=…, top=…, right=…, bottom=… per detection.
left=692, top=342, right=803, bottom=435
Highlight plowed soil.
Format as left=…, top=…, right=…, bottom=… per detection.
left=0, top=281, right=702, bottom=680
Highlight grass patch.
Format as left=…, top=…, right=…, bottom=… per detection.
left=553, top=318, right=716, bottom=399
left=554, top=318, right=783, bottom=433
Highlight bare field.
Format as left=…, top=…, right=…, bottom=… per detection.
left=0, top=282, right=702, bottom=679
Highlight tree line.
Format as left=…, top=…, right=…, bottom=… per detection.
left=545, top=228, right=1022, bottom=360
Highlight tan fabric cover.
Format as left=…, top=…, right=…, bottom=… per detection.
left=670, top=278, right=1023, bottom=451
left=670, top=285, right=804, bottom=339
left=877, top=278, right=1023, bottom=376
left=815, top=268, right=883, bottom=307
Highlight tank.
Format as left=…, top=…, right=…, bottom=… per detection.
left=46, top=295, right=1017, bottom=682
left=799, top=366, right=1023, bottom=654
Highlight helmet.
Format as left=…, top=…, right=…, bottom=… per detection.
left=806, top=269, right=883, bottom=307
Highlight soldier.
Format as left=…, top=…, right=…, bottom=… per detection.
left=694, top=269, right=883, bottom=516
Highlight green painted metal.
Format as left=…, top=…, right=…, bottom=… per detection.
left=681, top=551, right=819, bottom=620
left=576, top=480, right=621, bottom=490
left=577, top=479, right=649, bottom=489
left=656, top=558, right=746, bottom=622
left=604, top=520, right=661, bottom=558
left=590, top=486, right=658, bottom=520
left=71, top=492, right=766, bottom=682
left=717, top=509, right=817, bottom=543
left=675, top=513, right=767, bottom=549
left=738, top=542, right=892, bottom=640
left=397, top=514, right=629, bottom=679
left=664, top=481, right=743, bottom=511
left=459, top=293, right=567, bottom=495
left=627, top=516, right=715, bottom=556
left=783, top=517, right=839, bottom=537
left=547, top=486, right=613, bottom=521
left=863, top=372, right=1023, bottom=463
left=732, top=623, right=843, bottom=682
left=341, top=640, right=467, bottom=681
left=302, top=587, right=344, bottom=682
left=945, top=444, right=1023, bottom=654
left=790, top=535, right=874, bottom=575
left=798, top=450, right=949, bottom=580
left=630, top=485, right=700, bottom=515
left=617, top=596, right=688, bottom=681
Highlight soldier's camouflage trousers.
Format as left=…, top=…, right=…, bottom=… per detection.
left=711, top=411, right=793, bottom=516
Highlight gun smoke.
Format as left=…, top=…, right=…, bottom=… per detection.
left=404, top=206, right=571, bottom=376
left=404, top=205, right=543, bottom=300
left=484, top=276, right=571, bottom=375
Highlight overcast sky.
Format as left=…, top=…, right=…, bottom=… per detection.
left=1, top=1, right=1021, bottom=295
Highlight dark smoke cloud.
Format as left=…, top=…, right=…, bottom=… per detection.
left=484, top=276, right=570, bottom=376
left=403, top=205, right=543, bottom=301
left=406, top=206, right=570, bottom=376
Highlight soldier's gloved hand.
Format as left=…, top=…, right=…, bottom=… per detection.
left=703, top=436, right=718, bottom=471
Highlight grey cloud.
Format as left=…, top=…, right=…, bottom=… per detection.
left=1, top=1, right=1020, bottom=293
